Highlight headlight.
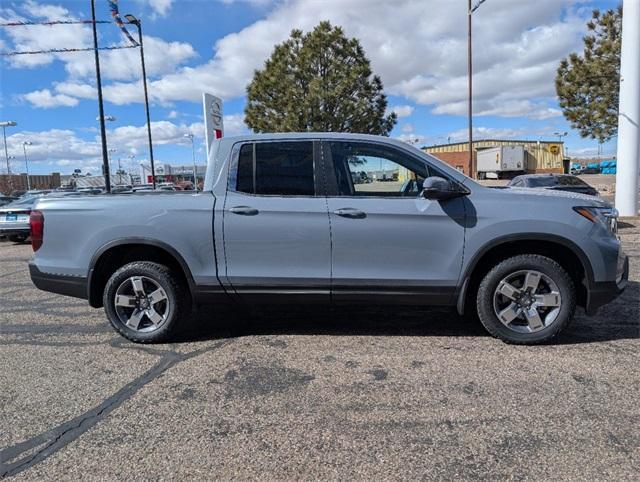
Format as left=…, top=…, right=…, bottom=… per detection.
left=573, top=206, right=618, bottom=234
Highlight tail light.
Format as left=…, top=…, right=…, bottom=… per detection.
left=30, top=210, right=44, bottom=252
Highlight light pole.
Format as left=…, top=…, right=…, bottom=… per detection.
left=124, top=14, right=156, bottom=190
left=1, top=120, right=17, bottom=190
left=468, top=0, right=486, bottom=179
left=184, top=133, right=198, bottom=190
left=554, top=131, right=568, bottom=143
left=128, top=154, right=135, bottom=184
left=108, top=148, right=117, bottom=187
left=22, top=141, right=32, bottom=190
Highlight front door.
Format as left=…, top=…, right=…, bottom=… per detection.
left=223, top=140, right=331, bottom=302
left=323, top=140, right=466, bottom=304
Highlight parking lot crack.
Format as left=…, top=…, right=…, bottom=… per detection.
left=0, top=339, right=232, bottom=478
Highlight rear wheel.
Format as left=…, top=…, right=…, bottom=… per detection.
left=103, top=261, right=190, bottom=343
left=476, top=254, right=575, bottom=344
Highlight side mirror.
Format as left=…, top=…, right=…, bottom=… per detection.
left=421, top=176, right=467, bottom=201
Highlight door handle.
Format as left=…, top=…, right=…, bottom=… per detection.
left=333, top=208, right=366, bottom=219
left=229, top=206, right=259, bottom=216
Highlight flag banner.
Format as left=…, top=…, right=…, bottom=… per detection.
left=107, top=0, right=139, bottom=47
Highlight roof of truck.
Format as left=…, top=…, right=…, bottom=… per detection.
left=220, top=132, right=414, bottom=145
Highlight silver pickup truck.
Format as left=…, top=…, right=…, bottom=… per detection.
left=29, top=133, right=628, bottom=345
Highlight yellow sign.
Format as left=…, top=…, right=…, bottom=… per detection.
left=549, top=144, right=560, bottom=155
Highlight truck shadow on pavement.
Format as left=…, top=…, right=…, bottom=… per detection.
left=174, top=281, right=639, bottom=345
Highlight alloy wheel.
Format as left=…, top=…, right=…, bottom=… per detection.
left=114, top=276, right=170, bottom=332
left=492, top=269, right=562, bottom=334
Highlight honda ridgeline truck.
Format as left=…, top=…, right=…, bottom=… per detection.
left=28, top=133, right=628, bottom=344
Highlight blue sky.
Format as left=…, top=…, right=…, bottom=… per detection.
left=0, top=0, right=619, bottom=175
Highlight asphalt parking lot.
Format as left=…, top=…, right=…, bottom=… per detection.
left=1, top=220, right=639, bottom=479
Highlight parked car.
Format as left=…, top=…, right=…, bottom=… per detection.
left=570, top=163, right=584, bottom=175
left=0, top=195, right=41, bottom=242
left=0, top=195, right=18, bottom=207
left=508, top=174, right=599, bottom=197
left=28, top=133, right=627, bottom=345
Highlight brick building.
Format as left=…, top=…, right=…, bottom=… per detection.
left=0, top=173, right=61, bottom=195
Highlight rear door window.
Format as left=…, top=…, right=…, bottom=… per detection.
left=235, top=141, right=315, bottom=196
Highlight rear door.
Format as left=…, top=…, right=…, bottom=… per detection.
left=222, top=140, right=331, bottom=302
left=322, top=140, right=466, bottom=304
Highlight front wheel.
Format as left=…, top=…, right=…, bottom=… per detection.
left=476, top=254, right=575, bottom=344
left=103, top=261, right=191, bottom=343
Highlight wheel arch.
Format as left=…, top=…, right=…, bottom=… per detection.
left=457, top=234, right=594, bottom=315
left=88, top=238, right=196, bottom=308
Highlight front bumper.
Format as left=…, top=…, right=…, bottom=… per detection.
left=29, top=263, right=88, bottom=300
left=585, top=253, right=629, bottom=315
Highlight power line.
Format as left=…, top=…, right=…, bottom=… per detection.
left=0, top=19, right=111, bottom=27
left=1, top=44, right=138, bottom=56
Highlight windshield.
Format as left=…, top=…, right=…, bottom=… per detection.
left=4, top=196, right=41, bottom=208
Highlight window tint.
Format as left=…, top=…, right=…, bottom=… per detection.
left=557, top=175, right=587, bottom=186
left=528, top=177, right=558, bottom=187
left=236, top=143, right=254, bottom=194
left=329, top=141, right=430, bottom=197
left=235, top=141, right=315, bottom=196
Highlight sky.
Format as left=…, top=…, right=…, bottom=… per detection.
left=0, top=0, right=620, bottom=175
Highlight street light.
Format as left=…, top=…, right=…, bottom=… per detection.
left=22, top=141, right=32, bottom=190
left=1, top=121, right=17, bottom=190
left=554, top=131, right=568, bottom=143
left=108, top=148, right=117, bottom=187
left=124, top=13, right=156, bottom=190
left=468, top=0, right=487, bottom=179
left=184, top=133, right=198, bottom=190
left=128, top=154, right=135, bottom=184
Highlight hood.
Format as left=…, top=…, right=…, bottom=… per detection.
left=499, top=186, right=609, bottom=206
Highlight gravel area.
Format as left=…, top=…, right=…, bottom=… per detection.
left=1, top=220, right=638, bottom=479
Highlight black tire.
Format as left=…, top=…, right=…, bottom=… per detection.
left=476, top=254, right=575, bottom=345
left=103, top=261, right=191, bottom=343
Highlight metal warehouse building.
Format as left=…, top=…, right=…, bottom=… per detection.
left=423, top=139, right=566, bottom=177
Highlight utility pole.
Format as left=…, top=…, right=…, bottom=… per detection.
left=615, top=0, right=640, bottom=216
left=91, top=0, right=111, bottom=193
left=467, top=0, right=486, bottom=179
left=125, top=14, right=156, bottom=189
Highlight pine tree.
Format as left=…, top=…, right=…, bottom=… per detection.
left=245, top=21, right=397, bottom=135
left=555, top=6, right=622, bottom=143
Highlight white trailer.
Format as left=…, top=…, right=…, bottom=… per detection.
left=477, top=145, right=526, bottom=179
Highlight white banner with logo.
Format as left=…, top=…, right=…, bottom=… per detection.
left=202, top=93, right=224, bottom=158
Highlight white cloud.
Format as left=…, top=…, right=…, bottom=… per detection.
left=148, top=0, right=173, bottom=16
left=167, top=110, right=179, bottom=119
left=0, top=2, right=92, bottom=68
left=445, top=126, right=529, bottom=143
left=22, top=89, right=79, bottom=108
left=81, top=0, right=587, bottom=119
left=401, top=123, right=413, bottom=133
left=6, top=0, right=589, bottom=126
left=54, top=82, right=96, bottom=99
left=389, top=105, right=414, bottom=118
left=62, top=36, right=196, bottom=81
